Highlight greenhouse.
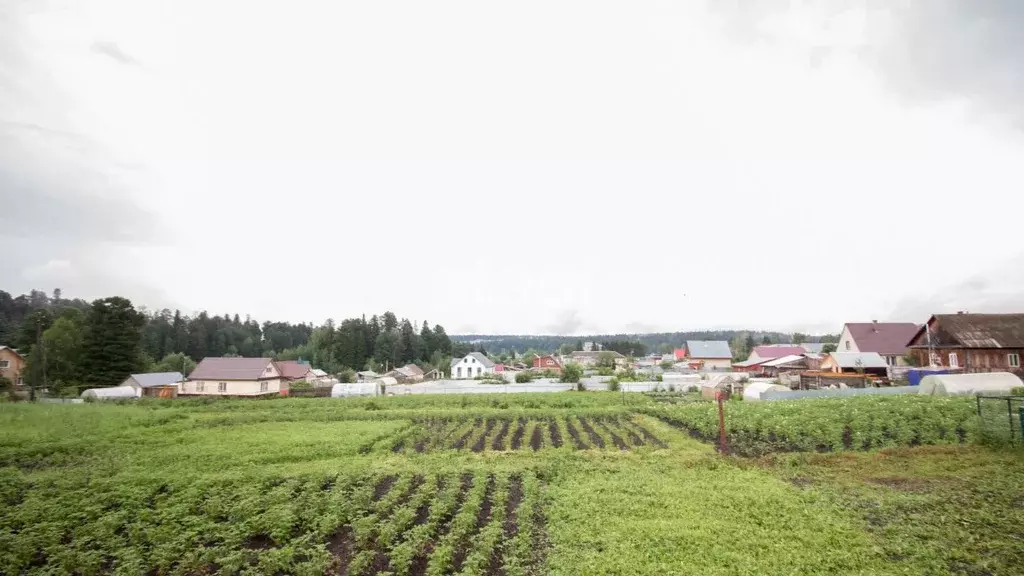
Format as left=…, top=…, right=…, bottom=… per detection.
left=80, top=385, right=140, bottom=400
left=918, top=372, right=1023, bottom=396
left=331, top=382, right=379, bottom=398
left=743, top=381, right=790, bottom=401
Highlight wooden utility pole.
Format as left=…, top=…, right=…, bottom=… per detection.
left=716, top=391, right=728, bottom=454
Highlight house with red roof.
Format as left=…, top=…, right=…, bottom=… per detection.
left=532, top=354, right=562, bottom=373
left=837, top=321, right=920, bottom=367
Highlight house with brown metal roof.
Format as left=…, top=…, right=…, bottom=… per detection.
left=275, top=360, right=314, bottom=382
left=181, top=357, right=284, bottom=396
left=906, top=313, right=1024, bottom=374
left=837, top=321, right=920, bottom=367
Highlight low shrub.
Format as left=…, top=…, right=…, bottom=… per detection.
left=608, top=378, right=620, bottom=392
left=560, top=363, right=584, bottom=384
left=515, top=371, right=534, bottom=384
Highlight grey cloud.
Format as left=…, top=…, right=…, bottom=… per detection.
left=717, top=1, right=1024, bottom=122
left=544, top=309, right=591, bottom=335
left=91, top=41, right=139, bottom=66
left=889, top=253, right=1024, bottom=321
left=0, top=122, right=163, bottom=245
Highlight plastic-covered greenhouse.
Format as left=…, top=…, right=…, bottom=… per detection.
left=80, top=386, right=140, bottom=400
left=743, top=381, right=790, bottom=401
left=918, top=372, right=1023, bottom=396
left=331, top=383, right=379, bottom=398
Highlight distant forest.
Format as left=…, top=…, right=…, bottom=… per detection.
left=453, top=331, right=840, bottom=360
left=1, top=289, right=454, bottom=393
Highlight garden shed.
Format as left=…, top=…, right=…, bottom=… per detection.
left=743, top=381, right=790, bottom=401
left=700, top=376, right=743, bottom=399
left=918, top=372, right=1023, bottom=396
left=81, top=386, right=139, bottom=400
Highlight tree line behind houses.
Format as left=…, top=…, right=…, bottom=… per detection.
left=0, top=289, right=458, bottom=395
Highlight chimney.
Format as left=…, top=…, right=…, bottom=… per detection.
left=872, top=320, right=878, bottom=332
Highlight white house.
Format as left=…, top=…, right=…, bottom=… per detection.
left=837, top=321, right=920, bottom=367
left=181, top=357, right=284, bottom=396
left=451, top=352, right=495, bottom=379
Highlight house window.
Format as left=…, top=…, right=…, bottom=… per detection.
left=1009, top=354, right=1021, bottom=368
left=218, top=382, right=227, bottom=392
left=844, top=341, right=850, bottom=350
left=456, top=367, right=462, bottom=378
left=477, top=367, right=481, bottom=376
left=948, top=353, right=959, bottom=368
left=260, top=382, right=269, bottom=392
left=886, top=356, right=896, bottom=367
left=471, top=357, right=476, bottom=363
left=0, top=360, right=9, bottom=368
left=196, top=382, right=205, bottom=392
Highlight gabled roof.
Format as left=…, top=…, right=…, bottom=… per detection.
left=909, top=313, right=1024, bottom=349
left=761, top=355, right=806, bottom=367
left=826, top=352, right=888, bottom=369
left=275, top=360, right=314, bottom=380
left=395, top=364, right=424, bottom=377
left=732, top=358, right=769, bottom=367
left=189, top=357, right=275, bottom=380
left=569, top=350, right=625, bottom=359
left=466, top=352, right=495, bottom=368
left=129, top=372, right=185, bottom=387
left=0, top=345, right=24, bottom=360
left=311, top=368, right=329, bottom=378
left=685, top=341, right=732, bottom=359
left=751, top=346, right=805, bottom=359
left=844, top=322, right=920, bottom=355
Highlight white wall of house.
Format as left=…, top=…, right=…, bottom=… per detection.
left=837, top=326, right=859, bottom=353
left=180, top=379, right=282, bottom=396
left=452, top=354, right=494, bottom=379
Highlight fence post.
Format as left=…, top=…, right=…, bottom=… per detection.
left=716, top=392, right=728, bottom=455
left=977, top=396, right=982, bottom=418
left=1009, top=398, right=1015, bottom=441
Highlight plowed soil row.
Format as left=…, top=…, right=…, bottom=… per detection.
left=324, top=473, right=546, bottom=576
left=393, top=417, right=667, bottom=453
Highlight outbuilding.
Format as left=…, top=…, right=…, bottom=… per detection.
left=743, top=381, right=790, bottom=401
left=81, top=385, right=138, bottom=400
left=120, top=372, right=184, bottom=398
left=331, top=382, right=379, bottom=397
left=918, top=372, right=1023, bottom=396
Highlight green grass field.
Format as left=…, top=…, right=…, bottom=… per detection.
left=1, top=394, right=1022, bottom=575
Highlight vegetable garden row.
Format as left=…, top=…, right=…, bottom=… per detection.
left=1, top=469, right=547, bottom=576
left=643, top=395, right=979, bottom=456
left=376, top=416, right=666, bottom=454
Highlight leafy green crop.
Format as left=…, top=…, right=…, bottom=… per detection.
left=645, top=395, right=978, bottom=456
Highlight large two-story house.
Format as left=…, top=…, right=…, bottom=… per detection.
left=906, top=313, right=1023, bottom=374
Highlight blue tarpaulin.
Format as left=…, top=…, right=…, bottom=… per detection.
left=907, top=368, right=951, bottom=386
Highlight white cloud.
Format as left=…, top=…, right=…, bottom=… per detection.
left=3, top=1, right=1024, bottom=334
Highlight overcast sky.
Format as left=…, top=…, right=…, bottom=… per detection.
left=2, top=1, right=1023, bottom=335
